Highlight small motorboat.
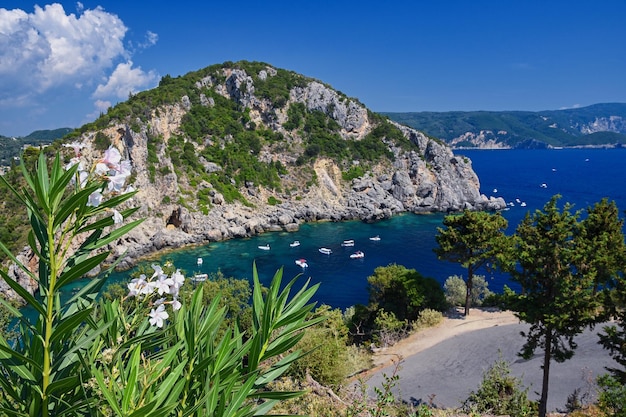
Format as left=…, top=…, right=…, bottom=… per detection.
left=191, top=273, right=208, bottom=282
left=319, top=247, right=332, bottom=255
left=350, top=251, right=365, bottom=259
left=258, top=244, right=270, bottom=250
left=290, top=240, right=301, bottom=247
left=197, top=257, right=203, bottom=266
left=341, top=239, right=355, bottom=247
left=369, top=235, right=381, bottom=241
left=295, top=258, right=308, bottom=268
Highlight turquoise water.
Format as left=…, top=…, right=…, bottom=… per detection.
left=106, top=214, right=452, bottom=310
left=61, top=148, right=626, bottom=311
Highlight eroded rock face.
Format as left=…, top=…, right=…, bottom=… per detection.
left=2, top=63, right=506, bottom=304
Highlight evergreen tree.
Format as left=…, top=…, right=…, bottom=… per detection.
left=434, top=210, right=508, bottom=316
left=502, top=196, right=626, bottom=417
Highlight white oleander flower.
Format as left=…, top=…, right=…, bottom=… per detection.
left=149, top=304, right=169, bottom=328
left=112, top=209, right=123, bottom=224
left=154, top=274, right=175, bottom=296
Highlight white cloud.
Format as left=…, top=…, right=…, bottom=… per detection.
left=93, top=61, right=159, bottom=99
left=0, top=3, right=158, bottom=109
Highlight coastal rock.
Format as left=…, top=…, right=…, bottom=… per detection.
left=1, top=62, right=508, bottom=304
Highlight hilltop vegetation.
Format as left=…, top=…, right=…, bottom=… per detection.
left=384, top=102, right=626, bottom=148
left=0, top=128, right=72, bottom=166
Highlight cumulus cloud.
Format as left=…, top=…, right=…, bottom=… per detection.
left=93, top=61, right=159, bottom=99
left=0, top=3, right=158, bottom=108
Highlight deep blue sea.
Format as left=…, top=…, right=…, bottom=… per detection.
left=99, top=148, right=626, bottom=311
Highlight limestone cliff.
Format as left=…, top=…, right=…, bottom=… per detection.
left=24, top=62, right=507, bottom=272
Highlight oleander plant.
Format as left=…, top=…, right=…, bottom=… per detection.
left=0, top=146, right=322, bottom=416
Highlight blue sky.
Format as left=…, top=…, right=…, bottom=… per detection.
left=1, top=1, right=625, bottom=136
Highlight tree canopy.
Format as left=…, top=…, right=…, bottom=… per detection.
left=501, top=196, right=626, bottom=417
left=435, top=210, right=508, bottom=315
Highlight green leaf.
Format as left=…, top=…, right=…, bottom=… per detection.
left=49, top=307, right=93, bottom=345
left=45, top=375, right=79, bottom=396
left=0, top=269, right=45, bottom=316
left=122, top=345, right=141, bottom=413
left=52, top=184, right=102, bottom=229
left=92, top=369, right=123, bottom=416
left=0, top=345, right=39, bottom=381
left=57, top=252, right=109, bottom=290
left=78, top=218, right=144, bottom=252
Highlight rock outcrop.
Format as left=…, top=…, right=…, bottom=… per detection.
left=3, top=61, right=506, bottom=297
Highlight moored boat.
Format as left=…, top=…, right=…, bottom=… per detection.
left=258, top=244, right=270, bottom=250
left=295, top=258, right=308, bottom=268
left=290, top=240, right=301, bottom=247
left=341, top=239, right=355, bottom=247
left=191, top=273, right=208, bottom=282
left=350, top=251, right=365, bottom=259
left=318, top=247, right=332, bottom=255
left=369, top=235, right=381, bottom=241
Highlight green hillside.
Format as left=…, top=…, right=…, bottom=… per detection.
left=0, top=128, right=73, bottom=166
left=384, top=103, right=626, bottom=148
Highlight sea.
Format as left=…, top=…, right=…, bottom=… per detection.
left=96, top=148, right=626, bottom=311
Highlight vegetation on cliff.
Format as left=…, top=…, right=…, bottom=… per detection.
left=384, top=102, right=626, bottom=148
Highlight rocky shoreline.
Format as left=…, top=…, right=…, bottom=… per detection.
left=0, top=63, right=508, bottom=303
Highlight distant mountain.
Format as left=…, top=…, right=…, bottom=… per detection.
left=383, top=103, right=626, bottom=149
left=0, top=128, right=73, bottom=165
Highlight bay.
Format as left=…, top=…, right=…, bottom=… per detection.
left=102, top=148, right=626, bottom=311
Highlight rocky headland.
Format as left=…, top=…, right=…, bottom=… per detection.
left=1, top=62, right=505, bottom=301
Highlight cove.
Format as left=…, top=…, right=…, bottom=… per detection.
left=105, top=213, right=473, bottom=311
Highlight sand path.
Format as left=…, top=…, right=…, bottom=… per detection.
left=370, top=307, right=519, bottom=370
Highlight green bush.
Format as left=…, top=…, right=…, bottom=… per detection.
left=413, top=308, right=444, bottom=331
left=368, top=264, right=447, bottom=322
left=598, top=374, right=626, bottom=417
left=444, top=274, right=493, bottom=307
left=288, top=306, right=352, bottom=388
left=93, top=131, right=111, bottom=151
left=373, top=309, right=408, bottom=347
left=462, top=355, right=536, bottom=417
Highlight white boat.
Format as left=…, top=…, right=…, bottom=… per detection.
left=258, top=244, right=270, bottom=250
left=197, top=257, right=203, bottom=266
left=295, top=258, right=308, bottom=268
left=289, top=240, right=301, bottom=247
left=191, top=273, right=208, bottom=282
left=319, top=247, right=332, bottom=255
left=520, top=202, right=527, bottom=207
left=341, top=239, right=355, bottom=247
left=350, top=251, right=365, bottom=259
left=369, top=235, right=381, bottom=241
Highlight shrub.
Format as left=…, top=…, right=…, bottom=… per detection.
left=444, top=274, right=493, bottom=307
left=0, top=149, right=323, bottom=415
left=368, top=264, right=447, bottom=322
left=93, top=131, right=111, bottom=151
left=597, top=374, right=626, bottom=417
left=413, top=308, right=444, bottom=331
left=288, top=305, right=352, bottom=388
left=268, top=195, right=281, bottom=205
left=373, top=309, right=408, bottom=348
left=462, top=354, right=536, bottom=417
